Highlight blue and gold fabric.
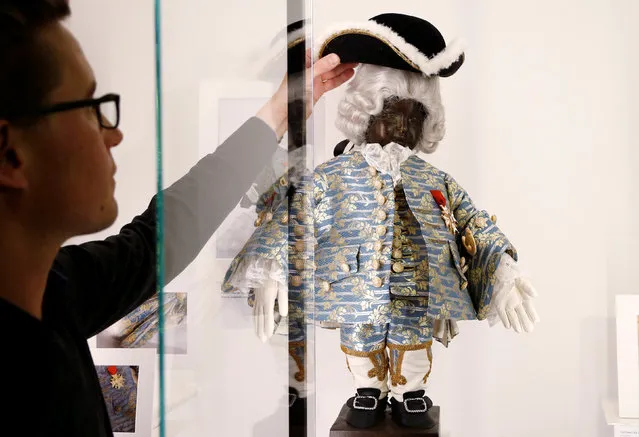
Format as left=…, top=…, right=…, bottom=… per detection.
left=96, top=365, right=139, bottom=433
left=223, top=150, right=516, bottom=345
left=116, top=293, right=186, bottom=348
left=340, top=323, right=433, bottom=353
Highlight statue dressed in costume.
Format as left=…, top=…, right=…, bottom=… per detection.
left=223, top=13, right=540, bottom=429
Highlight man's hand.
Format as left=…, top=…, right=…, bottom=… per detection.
left=257, top=49, right=357, bottom=139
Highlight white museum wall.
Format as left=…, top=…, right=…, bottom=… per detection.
left=64, top=1, right=638, bottom=436
left=312, top=3, right=639, bottom=437
left=64, top=0, right=157, bottom=247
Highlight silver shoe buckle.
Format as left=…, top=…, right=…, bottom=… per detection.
left=403, top=397, right=428, bottom=413
left=353, top=395, right=378, bottom=411
left=289, top=392, right=298, bottom=407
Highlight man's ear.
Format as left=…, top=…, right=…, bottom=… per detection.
left=0, top=121, right=28, bottom=190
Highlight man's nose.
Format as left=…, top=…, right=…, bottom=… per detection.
left=104, top=126, right=124, bottom=148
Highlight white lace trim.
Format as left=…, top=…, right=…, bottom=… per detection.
left=352, top=142, right=416, bottom=186
left=228, top=256, right=287, bottom=292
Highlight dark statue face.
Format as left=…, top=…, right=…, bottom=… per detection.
left=365, top=98, right=427, bottom=150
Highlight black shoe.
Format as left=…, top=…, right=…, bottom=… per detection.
left=390, top=390, right=436, bottom=429
left=289, top=387, right=307, bottom=428
left=345, top=388, right=388, bottom=429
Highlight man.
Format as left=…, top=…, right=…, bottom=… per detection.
left=0, top=1, right=355, bottom=435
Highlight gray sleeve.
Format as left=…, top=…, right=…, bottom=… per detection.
left=161, top=116, right=279, bottom=283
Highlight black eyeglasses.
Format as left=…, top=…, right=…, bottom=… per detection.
left=4, top=93, right=120, bottom=130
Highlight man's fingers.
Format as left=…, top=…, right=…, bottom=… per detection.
left=317, top=68, right=356, bottom=96
left=305, top=47, right=312, bottom=68
left=319, top=62, right=359, bottom=82
left=312, top=53, right=341, bottom=79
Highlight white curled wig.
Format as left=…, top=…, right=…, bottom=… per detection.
left=335, top=64, right=445, bottom=153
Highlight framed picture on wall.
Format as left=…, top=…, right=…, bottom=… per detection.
left=198, top=80, right=276, bottom=267
left=95, top=292, right=188, bottom=355
left=90, top=348, right=156, bottom=437
left=196, top=79, right=327, bottom=297
left=616, top=294, right=639, bottom=418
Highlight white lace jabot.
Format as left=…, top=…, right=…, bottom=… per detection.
left=351, top=142, right=416, bottom=186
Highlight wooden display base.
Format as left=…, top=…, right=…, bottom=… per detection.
left=330, top=403, right=440, bottom=436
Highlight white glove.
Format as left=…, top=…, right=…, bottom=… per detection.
left=487, top=254, right=540, bottom=333
left=252, top=279, right=288, bottom=342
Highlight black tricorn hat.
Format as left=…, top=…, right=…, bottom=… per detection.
left=316, top=13, right=464, bottom=77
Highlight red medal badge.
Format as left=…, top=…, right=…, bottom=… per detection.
left=107, top=365, right=125, bottom=390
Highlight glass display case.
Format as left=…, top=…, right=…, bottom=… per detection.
left=67, top=1, right=639, bottom=436
left=157, top=1, right=318, bottom=436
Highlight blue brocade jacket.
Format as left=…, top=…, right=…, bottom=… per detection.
left=223, top=151, right=517, bottom=327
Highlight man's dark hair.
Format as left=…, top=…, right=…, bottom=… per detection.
left=0, top=0, right=71, bottom=124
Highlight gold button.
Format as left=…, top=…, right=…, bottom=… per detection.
left=393, top=249, right=403, bottom=259
left=376, top=194, right=386, bottom=205
left=264, top=211, right=273, bottom=223
left=321, top=281, right=330, bottom=292
left=372, top=260, right=382, bottom=270
left=291, top=275, right=302, bottom=287
left=392, top=262, right=404, bottom=273
left=373, top=179, right=383, bottom=190
left=372, top=277, right=383, bottom=287
left=280, top=213, right=289, bottom=224
left=377, top=211, right=387, bottom=221
left=295, top=240, right=305, bottom=252
left=297, top=211, right=306, bottom=222
left=294, top=225, right=305, bottom=237
left=490, top=214, right=497, bottom=223
left=376, top=226, right=386, bottom=237
left=462, top=228, right=477, bottom=256
left=393, top=239, right=402, bottom=249
left=254, top=217, right=263, bottom=227
left=373, top=241, right=383, bottom=252
left=295, top=259, right=305, bottom=271
left=279, top=176, right=287, bottom=186
left=368, top=166, right=378, bottom=176
left=340, top=263, right=350, bottom=273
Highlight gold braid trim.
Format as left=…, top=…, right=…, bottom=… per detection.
left=387, top=342, right=433, bottom=387
left=340, top=344, right=385, bottom=357
left=288, top=341, right=306, bottom=382
left=319, top=29, right=421, bottom=70
left=386, top=341, right=432, bottom=352
left=367, top=351, right=389, bottom=381
left=389, top=349, right=407, bottom=386
left=422, top=346, right=434, bottom=384
left=341, top=345, right=388, bottom=382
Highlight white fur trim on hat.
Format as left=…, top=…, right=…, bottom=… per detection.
left=314, top=20, right=465, bottom=76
